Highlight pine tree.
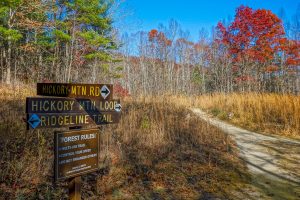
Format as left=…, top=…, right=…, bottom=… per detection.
left=0, top=0, right=22, bottom=83
left=48, top=0, right=119, bottom=82
left=0, top=0, right=47, bottom=83
left=0, top=0, right=119, bottom=83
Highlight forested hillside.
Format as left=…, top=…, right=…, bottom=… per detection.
left=0, top=1, right=299, bottom=95
left=119, top=6, right=300, bottom=95
left=0, top=0, right=121, bottom=84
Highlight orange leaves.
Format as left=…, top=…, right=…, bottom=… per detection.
left=165, top=39, right=172, bottom=46
left=148, top=29, right=158, bottom=41
left=193, top=43, right=204, bottom=51
left=20, top=43, right=37, bottom=53
left=266, top=65, right=279, bottom=73
left=148, top=29, right=172, bottom=47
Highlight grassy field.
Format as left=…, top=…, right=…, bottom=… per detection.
left=192, top=93, right=300, bottom=139
left=0, top=84, right=254, bottom=199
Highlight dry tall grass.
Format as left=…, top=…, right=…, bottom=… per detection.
left=193, top=93, right=300, bottom=138
left=0, top=84, right=65, bottom=199
left=0, top=85, right=250, bottom=199
left=98, top=97, right=249, bottom=199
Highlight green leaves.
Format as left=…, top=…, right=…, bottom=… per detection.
left=36, top=35, right=56, bottom=48
left=79, top=16, right=110, bottom=30
left=0, top=26, right=22, bottom=42
left=192, top=67, right=203, bottom=85
left=79, top=30, right=110, bottom=46
left=52, top=29, right=71, bottom=42
left=0, top=0, right=22, bottom=9
left=84, top=52, right=111, bottom=61
left=0, top=7, right=9, bottom=20
left=0, top=0, right=120, bottom=83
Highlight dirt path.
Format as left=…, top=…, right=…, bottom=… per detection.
left=192, top=108, right=300, bottom=200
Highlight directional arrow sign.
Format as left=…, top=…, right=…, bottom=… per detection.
left=26, top=112, right=121, bottom=130
left=115, top=103, right=122, bottom=112
left=27, top=114, right=41, bottom=129
left=26, top=97, right=120, bottom=113
left=100, top=85, right=110, bottom=99
left=37, top=83, right=113, bottom=100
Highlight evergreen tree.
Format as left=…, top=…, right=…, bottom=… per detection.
left=0, top=0, right=119, bottom=83
left=49, top=0, right=119, bottom=82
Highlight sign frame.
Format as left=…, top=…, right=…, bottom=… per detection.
left=37, top=83, right=113, bottom=99
left=26, top=97, right=120, bottom=113
left=26, top=112, right=121, bottom=130
left=54, top=129, right=100, bottom=181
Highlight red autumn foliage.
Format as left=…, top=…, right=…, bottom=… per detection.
left=216, top=6, right=286, bottom=63
left=285, top=40, right=300, bottom=67
left=114, top=82, right=130, bottom=98
left=234, top=75, right=255, bottom=83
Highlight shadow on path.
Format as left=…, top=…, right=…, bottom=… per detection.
left=192, top=108, right=300, bottom=200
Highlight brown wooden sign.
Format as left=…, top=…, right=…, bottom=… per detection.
left=26, top=97, right=121, bottom=113
left=54, top=129, right=99, bottom=180
left=25, top=82, right=122, bottom=198
left=37, top=83, right=113, bottom=99
left=26, top=112, right=121, bottom=129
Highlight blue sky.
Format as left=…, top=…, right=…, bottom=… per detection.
left=120, top=0, right=300, bottom=41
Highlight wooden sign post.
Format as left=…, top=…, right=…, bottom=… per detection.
left=25, top=83, right=122, bottom=200
left=69, top=176, right=81, bottom=200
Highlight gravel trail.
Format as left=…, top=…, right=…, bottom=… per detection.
left=192, top=108, right=300, bottom=200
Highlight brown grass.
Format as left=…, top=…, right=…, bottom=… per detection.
left=98, top=97, right=250, bottom=199
left=0, top=85, right=250, bottom=199
left=192, top=93, right=300, bottom=139
left=0, top=84, right=66, bottom=199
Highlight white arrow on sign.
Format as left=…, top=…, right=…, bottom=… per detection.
left=101, top=85, right=110, bottom=99
left=115, top=103, right=122, bottom=112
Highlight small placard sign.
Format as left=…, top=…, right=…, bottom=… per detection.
left=54, top=129, right=99, bottom=181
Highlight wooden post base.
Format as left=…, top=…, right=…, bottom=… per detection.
left=69, top=176, right=81, bottom=200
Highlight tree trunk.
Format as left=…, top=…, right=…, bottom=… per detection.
left=6, top=42, right=11, bottom=84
